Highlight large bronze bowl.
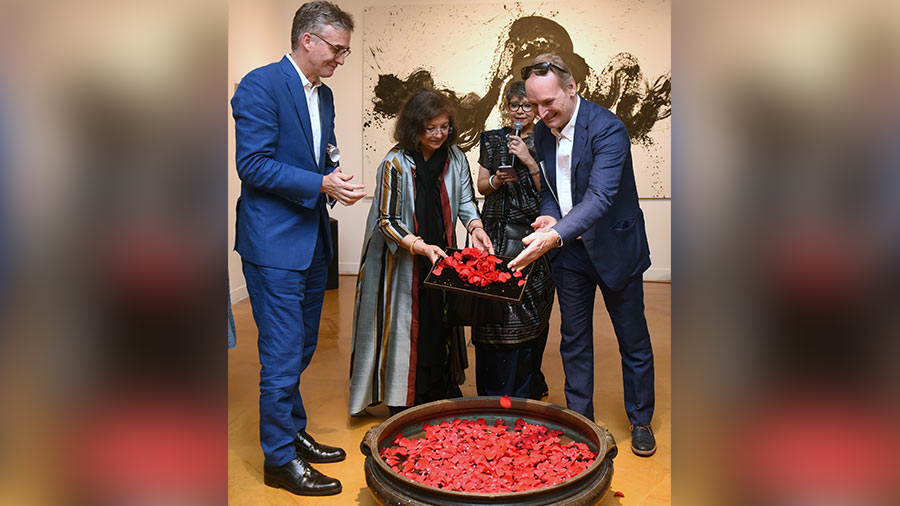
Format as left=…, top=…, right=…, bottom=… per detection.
left=360, top=396, right=617, bottom=505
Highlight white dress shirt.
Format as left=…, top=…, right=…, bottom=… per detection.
left=287, top=54, right=322, bottom=167
left=551, top=96, right=581, bottom=218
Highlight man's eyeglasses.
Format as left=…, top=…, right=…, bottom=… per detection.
left=521, top=61, right=569, bottom=80
left=311, top=32, right=351, bottom=58
left=507, top=102, right=533, bottom=112
left=425, top=125, right=452, bottom=136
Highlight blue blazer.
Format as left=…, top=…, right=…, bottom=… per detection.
left=231, top=56, right=336, bottom=271
left=535, top=97, right=651, bottom=291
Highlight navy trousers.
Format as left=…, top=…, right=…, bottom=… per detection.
left=242, top=235, right=329, bottom=467
left=552, top=240, right=654, bottom=426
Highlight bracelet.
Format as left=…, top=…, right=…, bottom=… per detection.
left=467, top=225, right=483, bottom=235
left=408, top=236, right=423, bottom=254
left=529, top=169, right=539, bottom=175
left=488, top=174, right=499, bottom=190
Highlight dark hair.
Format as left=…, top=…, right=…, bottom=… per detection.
left=291, top=1, right=354, bottom=51
left=393, top=89, right=458, bottom=151
left=527, top=53, right=574, bottom=88
left=504, top=80, right=527, bottom=105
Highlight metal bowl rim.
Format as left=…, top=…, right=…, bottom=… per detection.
left=364, top=396, right=612, bottom=498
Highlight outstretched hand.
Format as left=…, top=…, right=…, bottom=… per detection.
left=321, top=168, right=366, bottom=205
left=471, top=227, right=495, bottom=255
left=507, top=221, right=560, bottom=271
left=531, top=215, right=558, bottom=232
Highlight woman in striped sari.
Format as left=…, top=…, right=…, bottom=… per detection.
left=349, top=89, right=492, bottom=416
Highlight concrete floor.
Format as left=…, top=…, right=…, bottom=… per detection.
left=228, top=276, right=670, bottom=505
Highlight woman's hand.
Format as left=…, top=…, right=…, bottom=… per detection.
left=508, top=135, right=535, bottom=165
left=494, top=168, right=518, bottom=185
left=470, top=227, right=495, bottom=255
left=412, top=240, right=448, bottom=265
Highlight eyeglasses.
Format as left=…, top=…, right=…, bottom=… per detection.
left=424, top=125, right=452, bottom=136
left=507, top=102, right=533, bottom=112
left=311, top=32, right=351, bottom=58
left=521, top=61, right=569, bottom=80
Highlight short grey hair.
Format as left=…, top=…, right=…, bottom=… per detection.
left=530, top=53, right=575, bottom=88
left=291, top=1, right=354, bottom=51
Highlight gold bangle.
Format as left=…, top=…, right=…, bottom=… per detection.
left=408, top=236, right=423, bottom=254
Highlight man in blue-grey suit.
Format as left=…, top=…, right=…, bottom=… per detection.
left=509, top=53, right=656, bottom=457
left=231, top=1, right=366, bottom=496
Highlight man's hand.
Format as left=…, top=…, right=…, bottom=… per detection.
left=531, top=215, right=558, bottom=233
left=471, top=227, right=495, bottom=255
left=507, top=228, right=560, bottom=271
left=321, top=168, right=366, bottom=205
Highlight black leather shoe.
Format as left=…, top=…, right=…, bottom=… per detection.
left=263, top=457, right=341, bottom=496
left=630, top=424, right=657, bottom=457
left=294, top=430, right=347, bottom=463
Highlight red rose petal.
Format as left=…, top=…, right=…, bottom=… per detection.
left=379, top=417, right=596, bottom=493
left=500, top=395, right=512, bottom=409
left=614, top=491, right=625, bottom=497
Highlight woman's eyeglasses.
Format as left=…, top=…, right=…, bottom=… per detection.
left=425, top=125, right=452, bottom=136
left=521, top=61, right=569, bottom=80
left=311, top=32, right=351, bottom=58
left=507, top=102, right=532, bottom=112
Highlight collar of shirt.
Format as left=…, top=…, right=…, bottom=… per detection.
left=286, top=53, right=322, bottom=89
left=554, top=96, right=580, bottom=141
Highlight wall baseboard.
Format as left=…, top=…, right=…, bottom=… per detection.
left=339, top=262, right=359, bottom=275
left=644, top=267, right=671, bottom=282
left=230, top=284, right=248, bottom=303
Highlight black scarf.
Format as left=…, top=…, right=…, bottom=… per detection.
left=411, top=145, right=451, bottom=376
left=412, top=146, right=449, bottom=250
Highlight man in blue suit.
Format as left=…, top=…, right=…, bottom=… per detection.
left=509, top=53, right=656, bottom=457
left=231, top=1, right=366, bottom=496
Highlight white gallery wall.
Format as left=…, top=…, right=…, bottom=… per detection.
left=228, top=0, right=671, bottom=301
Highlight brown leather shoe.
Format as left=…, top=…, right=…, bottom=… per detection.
left=294, top=430, right=347, bottom=463
left=263, top=457, right=341, bottom=496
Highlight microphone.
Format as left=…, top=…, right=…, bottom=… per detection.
left=504, top=121, right=525, bottom=175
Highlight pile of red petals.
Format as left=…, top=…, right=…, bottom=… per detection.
left=432, top=248, right=524, bottom=287
left=379, top=418, right=596, bottom=493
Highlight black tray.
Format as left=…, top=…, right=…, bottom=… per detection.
left=423, top=248, right=533, bottom=303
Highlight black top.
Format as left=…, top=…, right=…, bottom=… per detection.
left=478, top=127, right=542, bottom=244
left=473, top=128, right=555, bottom=346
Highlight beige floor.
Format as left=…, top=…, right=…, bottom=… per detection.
left=228, top=276, right=670, bottom=505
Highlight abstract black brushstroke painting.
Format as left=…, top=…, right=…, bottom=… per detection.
left=364, top=2, right=671, bottom=197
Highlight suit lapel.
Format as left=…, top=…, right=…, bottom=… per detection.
left=535, top=124, right=560, bottom=206
left=317, top=88, right=333, bottom=171
left=540, top=124, right=558, bottom=191
left=280, top=56, right=316, bottom=164
left=570, top=97, right=589, bottom=200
